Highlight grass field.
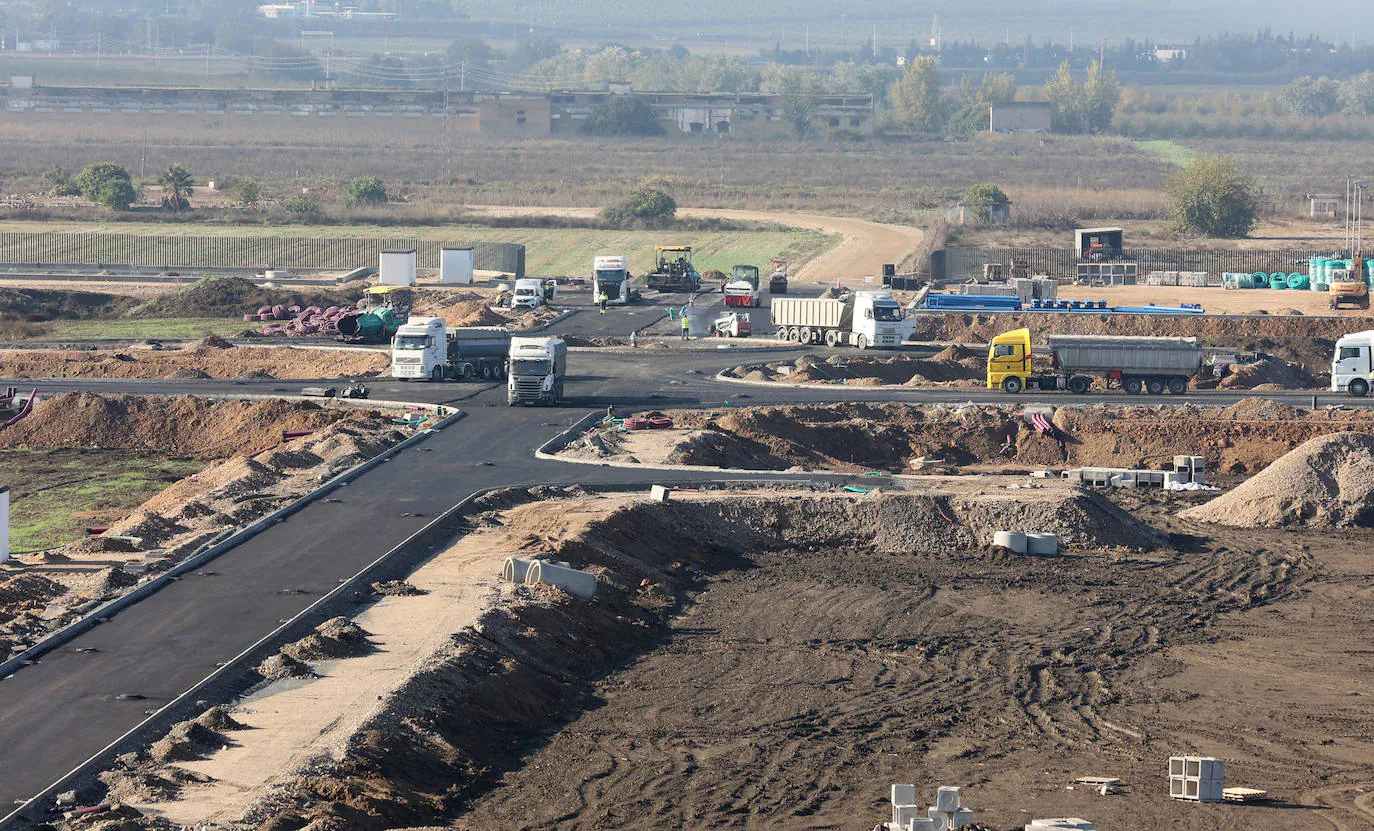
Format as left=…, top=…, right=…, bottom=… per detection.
left=36, top=317, right=250, bottom=340
left=1136, top=139, right=1197, bottom=167
left=2, top=449, right=204, bottom=551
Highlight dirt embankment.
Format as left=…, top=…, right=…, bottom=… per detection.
left=0, top=337, right=388, bottom=380
left=129, top=276, right=360, bottom=319
left=725, top=345, right=987, bottom=387
left=910, top=311, right=1363, bottom=374
left=565, top=400, right=1374, bottom=476
left=0, top=286, right=136, bottom=339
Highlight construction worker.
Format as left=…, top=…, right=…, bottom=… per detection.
left=680, top=312, right=691, bottom=341
left=629, top=330, right=638, bottom=349
left=598, top=291, right=609, bottom=314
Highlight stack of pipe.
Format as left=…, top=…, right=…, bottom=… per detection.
left=250, top=302, right=358, bottom=337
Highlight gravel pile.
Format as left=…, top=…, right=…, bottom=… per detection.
left=1181, top=432, right=1374, bottom=527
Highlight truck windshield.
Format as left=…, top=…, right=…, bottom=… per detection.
left=394, top=335, right=429, bottom=349
left=596, top=269, right=627, bottom=283
left=510, top=359, right=549, bottom=374
left=873, top=304, right=902, bottom=322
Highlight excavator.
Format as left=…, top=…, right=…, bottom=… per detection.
left=1330, top=258, right=1371, bottom=311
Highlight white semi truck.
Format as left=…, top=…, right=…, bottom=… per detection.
left=1332, top=330, right=1374, bottom=397
left=593, top=255, right=636, bottom=305
left=391, top=318, right=510, bottom=381
left=507, top=336, right=568, bottom=406
left=770, top=291, right=909, bottom=348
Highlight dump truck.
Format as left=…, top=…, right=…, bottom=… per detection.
left=645, top=246, right=701, bottom=293
left=337, top=285, right=411, bottom=344
left=771, top=291, right=908, bottom=349
left=987, top=328, right=1203, bottom=395
left=723, top=264, right=762, bottom=307
left=507, top=336, right=567, bottom=406
left=592, top=254, right=636, bottom=305
left=768, top=258, right=789, bottom=294
left=391, top=318, right=510, bottom=381
left=1332, top=329, right=1374, bottom=397
left=1329, top=280, right=1370, bottom=310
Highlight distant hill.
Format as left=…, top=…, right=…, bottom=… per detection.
left=458, top=0, right=1368, bottom=44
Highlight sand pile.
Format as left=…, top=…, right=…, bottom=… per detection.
left=281, top=617, right=375, bottom=661
left=150, top=719, right=227, bottom=763
left=257, top=653, right=317, bottom=681
left=1181, top=432, right=1374, bottom=528
left=1217, top=356, right=1318, bottom=390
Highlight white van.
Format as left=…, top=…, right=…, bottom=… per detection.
left=511, top=278, right=545, bottom=310
left=1332, top=330, right=1374, bottom=397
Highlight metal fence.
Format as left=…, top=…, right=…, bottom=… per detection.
left=0, top=233, right=525, bottom=277
left=941, top=247, right=1323, bottom=282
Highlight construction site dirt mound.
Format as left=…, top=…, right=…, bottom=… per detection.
left=1214, top=356, right=1318, bottom=390
left=0, top=345, right=388, bottom=380
left=0, top=287, right=134, bottom=323
left=150, top=719, right=227, bottom=763
left=729, top=351, right=984, bottom=387
left=0, top=392, right=379, bottom=458
left=256, top=653, right=316, bottom=681
left=560, top=334, right=626, bottom=347
left=281, top=617, right=375, bottom=661
left=129, top=277, right=358, bottom=319
left=1181, top=432, right=1374, bottom=528
left=571, top=401, right=1374, bottom=477
left=909, top=311, right=1362, bottom=373
left=0, top=574, right=66, bottom=624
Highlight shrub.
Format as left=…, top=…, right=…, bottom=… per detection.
left=1166, top=155, right=1261, bottom=238
left=579, top=97, right=665, bottom=136
left=601, top=186, right=677, bottom=226
left=77, top=162, right=136, bottom=210
left=285, top=195, right=320, bottom=216
left=230, top=178, right=261, bottom=205
left=346, top=176, right=388, bottom=206
left=41, top=166, right=79, bottom=197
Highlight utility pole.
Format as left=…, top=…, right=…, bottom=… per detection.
left=205, top=42, right=211, bottom=77
left=442, top=70, right=451, bottom=187
left=140, top=128, right=147, bottom=179
left=96, top=32, right=101, bottom=69
left=460, top=59, right=466, bottom=91
left=1346, top=174, right=1353, bottom=258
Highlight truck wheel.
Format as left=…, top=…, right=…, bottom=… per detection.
left=824, top=330, right=840, bottom=348
left=1123, top=377, right=1143, bottom=395
left=856, top=335, right=869, bottom=350
left=1068, top=375, right=1090, bottom=394
left=460, top=364, right=474, bottom=380
left=776, top=327, right=788, bottom=340
left=799, top=327, right=812, bottom=344
left=788, top=327, right=801, bottom=342
left=1351, top=378, right=1370, bottom=398
left=1167, top=377, right=1188, bottom=395
left=431, top=366, right=444, bottom=382
left=1001, top=376, right=1024, bottom=394
left=1146, top=377, right=1166, bottom=395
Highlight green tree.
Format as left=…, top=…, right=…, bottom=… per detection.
left=285, top=195, right=320, bottom=216
left=602, top=186, right=677, bottom=225
left=946, top=73, right=1017, bottom=136
left=346, top=176, right=388, bottom=206
left=1084, top=60, right=1120, bottom=133
left=1166, top=155, right=1261, bottom=238
left=229, top=178, right=261, bottom=205
left=157, top=163, right=194, bottom=212
left=584, top=45, right=640, bottom=88
left=1279, top=75, right=1340, bottom=116
left=446, top=37, right=494, bottom=69
left=579, top=97, right=665, bottom=136
left=1339, top=71, right=1374, bottom=115
left=1043, top=61, right=1087, bottom=133
left=961, top=183, right=1010, bottom=210
left=41, top=166, right=79, bottom=196
left=213, top=21, right=254, bottom=54
left=889, top=56, right=944, bottom=134
left=77, top=162, right=136, bottom=210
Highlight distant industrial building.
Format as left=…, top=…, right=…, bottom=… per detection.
left=0, top=82, right=874, bottom=140
left=988, top=101, right=1052, bottom=134
left=1307, top=193, right=1344, bottom=218
left=1153, top=46, right=1188, bottom=63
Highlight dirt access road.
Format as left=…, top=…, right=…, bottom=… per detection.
left=466, top=205, right=924, bottom=282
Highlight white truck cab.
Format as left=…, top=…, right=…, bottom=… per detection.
left=507, top=336, right=568, bottom=406
left=593, top=255, right=632, bottom=305
left=852, top=291, right=910, bottom=348
left=511, top=278, right=545, bottom=310
left=390, top=317, right=447, bottom=381
left=1332, top=330, right=1374, bottom=397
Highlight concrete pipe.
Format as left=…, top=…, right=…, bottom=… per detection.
left=525, top=560, right=597, bottom=600
left=992, top=530, right=1028, bottom=553
left=1027, top=533, right=1059, bottom=556
left=502, top=557, right=534, bottom=583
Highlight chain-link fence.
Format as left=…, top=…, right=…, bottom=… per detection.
left=0, top=233, right=525, bottom=277
left=941, top=247, right=1323, bottom=281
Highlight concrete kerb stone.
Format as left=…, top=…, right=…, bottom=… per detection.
left=0, top=475, right=870, bottom=828
left=0, top=409, right=466, bottom=686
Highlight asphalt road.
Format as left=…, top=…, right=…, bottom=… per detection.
left=0, top=286, right=1369, bottom=812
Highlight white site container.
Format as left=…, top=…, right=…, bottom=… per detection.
left=440, top=246, right=475, bottom=284
left=379, top=248, right=417, bottom=286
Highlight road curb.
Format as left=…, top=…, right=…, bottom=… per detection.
left=0, top=410, right=466, bottom=687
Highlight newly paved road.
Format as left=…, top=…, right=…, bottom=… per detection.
left=0, top=285, right=1369, bottom=813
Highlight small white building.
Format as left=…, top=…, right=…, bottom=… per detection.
left=1153, top=47, right=1188, bottom=63
left=1308, top=193, right=1344, bottom=218
left=379, top=249, right=417, bottom=286
left=440, top=246, right=475, bottom=284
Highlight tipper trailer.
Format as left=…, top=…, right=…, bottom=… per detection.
left=391, top=318, right=510, bottom=381
left=987, top=328, right=1203, bottom=395
left=770, top=291, right=908, bottom=349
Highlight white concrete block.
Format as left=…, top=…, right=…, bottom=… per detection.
left=952, top=808, right=973, bottom=828
left=908, top=819, right=938, bottom=831
left=1169, top=757, right=1186, bottom=776
left=650, top=484, right=671, bottom=503
left=992, top=531, right=1027, bottom=553
left=1026, top=819, right=1095, bottom=830
left=894, top=804, right=922, bottom=826
left=935, top=786, right=961, bottom=811
left=1026, top=532, right=1059, bottom=556
left=891, top=784, right=917, bottom=807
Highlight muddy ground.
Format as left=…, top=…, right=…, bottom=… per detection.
left=907, top=312, right=1363, bottom=374
left=562, top=399, right=1374, bottom=477
left=85, top=485, right=1374, bottom=831
left=0, top=392, right=408, bottom=659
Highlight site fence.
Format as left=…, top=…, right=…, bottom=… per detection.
left=941, top=247, right=1325, bottom=281
left=0, top=233, right=526, bottom=277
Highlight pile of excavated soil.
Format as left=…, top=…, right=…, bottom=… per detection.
left=727, top=347, right=985, bottom=387
left=0, top=343, right=387, bottom=380
left=0, top=574, right=66, bottom=624
left=129, top=276, right=358, bottom=319
left=0, top=392, right=381, bottom=458
left=257, top=653, right=316, bottom=681
left=150, top=720, right=227, bottom=763
left=561, top=334, right=626, bottom=347
left=281, top=617, right=375, bottom=661
left=0, top=287, right=134, bottom=323
left=909, top=311, right=1362, bottom=373
left=1213, top=356, right=1318, bottom=390
left=1181, top=432, right=1374, bottom=528
left=586, top=401, right=1374, bottom=476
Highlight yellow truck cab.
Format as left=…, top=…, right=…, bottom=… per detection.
left=986, top=328, right=1033, bottom=391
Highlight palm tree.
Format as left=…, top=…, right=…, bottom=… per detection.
left=158, top=163, right=194, bottom=212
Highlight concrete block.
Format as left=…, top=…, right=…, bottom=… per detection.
left=1200, top=758, right=1225, bottom=782
left=1198, top=780, right=1224, bottom=803
left=891, top=784, right=917, bottom=807
left=992, top=531, right=1027, bottom=553
left=1026, top=819, right=1095, bottom=830
left=953, top=808, right=973, bottom=828
left=1026, top=532, right=1059, bottom=556
left=908, top=819, right=939, bottom=831
left=1169, top=756, right=1185, bottom=776
left=650, top=484, right=671, bottom=503
left=894, top=804, right=922, bottom=826
left=935, top=786, right=962, bottom=811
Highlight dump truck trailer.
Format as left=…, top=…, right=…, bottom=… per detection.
left=988, top=328, right=1203, bottom=395
left=771, top=291, right=908, bottom=349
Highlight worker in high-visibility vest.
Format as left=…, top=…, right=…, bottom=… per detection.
left=680, top=313, right=691, bottom=341
left=598, top=291, right=608, bottom=314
